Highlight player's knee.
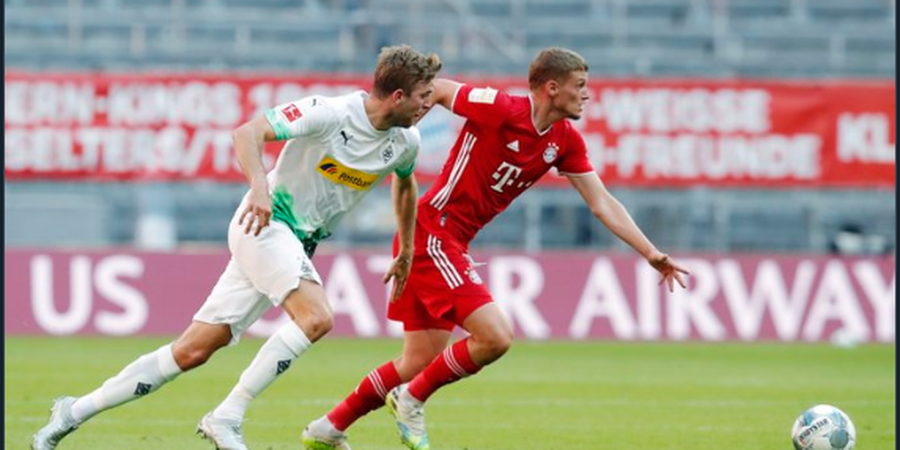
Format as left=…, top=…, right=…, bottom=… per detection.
left=296, top=308, right=333, bottom=342
left=400, top=354, right=435, bottom=377
left=475, top=326, right=513, bottom=360
left=311, top=311, right=334, bottom=339
left=492, top=316, right=515, bottom=353
left=487, top=328, right=513, bottom=358
left=172, top=344, right=215, bottom=370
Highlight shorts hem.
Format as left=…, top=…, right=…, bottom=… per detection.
left=272, top=273, right=322, bottom=306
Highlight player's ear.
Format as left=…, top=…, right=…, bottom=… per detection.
left=546, top=79, right=560, bottom=97
left=391, top=89, right=405, bottom=105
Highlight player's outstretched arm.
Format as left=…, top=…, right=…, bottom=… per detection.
left=232, top=115, right=279, bottom=236
left=567, top=173, right=689, bottom=292
left=383, top=173, right=418, bottom=300
left=430, top=78, right=464, bottom=111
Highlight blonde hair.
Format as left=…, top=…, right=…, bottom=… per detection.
left=373, top=45, right=443, bottom=97
left=528, top=47, right=589, bottom=91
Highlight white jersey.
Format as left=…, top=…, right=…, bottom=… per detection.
left=261, top=90, right=420, bottom=248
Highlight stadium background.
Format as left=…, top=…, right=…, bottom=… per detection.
left=4, top=1, right=896, bottom=449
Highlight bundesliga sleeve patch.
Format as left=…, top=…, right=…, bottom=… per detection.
left=468, top=87, right=498, bottom=104
left=282, top=104, right=303, bottom=122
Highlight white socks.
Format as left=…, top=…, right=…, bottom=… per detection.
left=212, top=322, right=311, bottom=422
left=400, top=385, right=424, bottom=408
left=70, top=344, right=182, bottom=423
left=65, top=323, right=311, bottom=425
left=309, top=415, right=347, bottom=439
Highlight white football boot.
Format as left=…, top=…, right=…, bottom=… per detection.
left=31, top=397, right=79, bottom=450
left=301, top=416, right=352, bottom=450
left=197, top=412, right=249, bottom=450
left=386, top=385, right=430, bottom=450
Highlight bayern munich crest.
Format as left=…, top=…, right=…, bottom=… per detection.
left=542, top=143, right=559, bottom=163
left=467, top=268, right=483, bottom=285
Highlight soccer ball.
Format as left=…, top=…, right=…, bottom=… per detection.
left=791, top=404, right=857, bottom=450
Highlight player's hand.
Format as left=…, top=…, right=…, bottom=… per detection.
left=239, top=186, right=272, bottom=236
left=383, top=254, right=413, bottom=302
left=647, top=252, right=689, bottom=293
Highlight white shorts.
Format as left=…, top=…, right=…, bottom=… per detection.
left=193, top=207, right=322, bottom=344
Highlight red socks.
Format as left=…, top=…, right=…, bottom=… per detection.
left=326, top=339, right=482, bottom=431
left=327, top=361, right=402, bottom=431
left=408, top=338, right=481, bottom=402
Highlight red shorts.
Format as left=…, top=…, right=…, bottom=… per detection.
left=387, top=221, right=492, bottom=331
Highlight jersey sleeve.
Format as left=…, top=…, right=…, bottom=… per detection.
left=556, top=127, right=595, bottom=176
left=394, top=128, right=420, bottom=179
left=264, top=96, right=336, bottom=141
left=450, top=84, right=513, bottom=129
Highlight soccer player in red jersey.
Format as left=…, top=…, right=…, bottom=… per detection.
left=302, top=47, right=689, bottom=450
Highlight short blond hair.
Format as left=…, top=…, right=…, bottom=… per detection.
left=373, top=45, right=443, bottom=97
left=528, top=47, right=589, bottom=91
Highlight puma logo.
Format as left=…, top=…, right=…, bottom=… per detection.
left=340, top=130, right=354, bottom=146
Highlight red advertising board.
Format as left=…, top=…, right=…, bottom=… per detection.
left=5, top=249, right=894, bottom=342
left=5, top=72, right=895, bottom=187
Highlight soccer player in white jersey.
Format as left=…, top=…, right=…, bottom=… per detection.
left=31, top=45, right=442, bottom=450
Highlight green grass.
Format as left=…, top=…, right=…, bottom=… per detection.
left=5, top=337, right=895, bottom=450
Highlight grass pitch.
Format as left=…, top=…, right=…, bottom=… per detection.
left=5, top=336, right=895, bottom=450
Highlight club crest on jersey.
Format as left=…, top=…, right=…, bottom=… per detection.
left=543, top=143, right=559, bottom=163
left=282, top=104, right=303, bottom=122
left=468, top=87, right=498, bottom=104
left=317, top=156, right=379, bottom=190
left=467, top=268, right=483, bottom=285
left=382, top=142, right=394, bottom=163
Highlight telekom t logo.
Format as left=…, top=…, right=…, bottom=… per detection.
left=490, top=161, right=523, bottom=193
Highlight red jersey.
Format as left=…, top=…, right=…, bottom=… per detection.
left=419, top=84, right=595, bottom=245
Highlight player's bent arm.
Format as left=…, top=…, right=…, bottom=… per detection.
left=232, top=115, right=281, bottom=234
left=567, top=172, right=664, bottom=261
left=233, top=114, right=279, bottom=189
left=431, top=78, right=464, bottom=111
left=391, top=173, right=418, bottom=259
